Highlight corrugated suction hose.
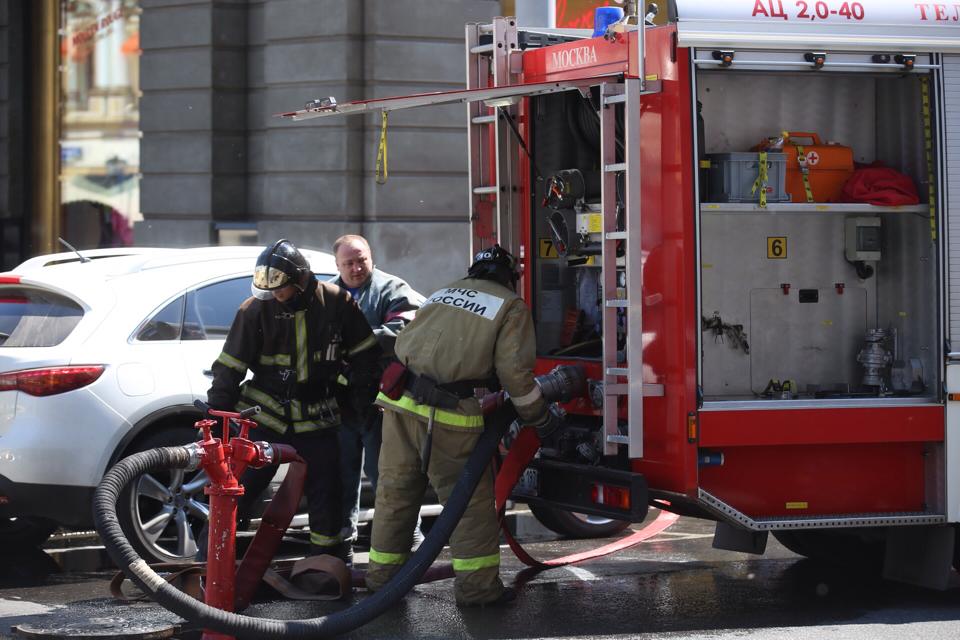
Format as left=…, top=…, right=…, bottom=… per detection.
left=94, top=403, right=519, bottom=639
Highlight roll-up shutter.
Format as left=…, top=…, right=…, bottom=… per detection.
left=945, top=55, right=960, bottom=344
left=674, top=0, right=960, bottom=53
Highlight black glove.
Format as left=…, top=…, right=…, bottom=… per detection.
left=532, top=403, right=564, bottom=440
left=349, top=377, right=379, bottom=423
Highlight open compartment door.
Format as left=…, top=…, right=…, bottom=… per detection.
left=277, top=80, right=600, bottom=121
left=277, top=76, right=607, bottom=261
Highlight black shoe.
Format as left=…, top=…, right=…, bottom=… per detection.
left=336, top=541, right=355, bottom=566
left=461, top=587, right=516, bottom=608
left=314, top=541, right=354, bottom=566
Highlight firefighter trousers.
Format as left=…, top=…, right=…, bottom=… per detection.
left=366, top=409, right=505, bottom=605
left=240, top=425, right=343, bottom=552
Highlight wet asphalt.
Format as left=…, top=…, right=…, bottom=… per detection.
left=1, top=511, right=958, bottom=639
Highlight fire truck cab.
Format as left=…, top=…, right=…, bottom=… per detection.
left=285, top=0, right=960, bottom=587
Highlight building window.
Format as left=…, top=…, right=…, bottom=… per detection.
left=59, top=0, right=140, bottom=249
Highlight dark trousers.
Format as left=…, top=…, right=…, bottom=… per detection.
left=338, top=410, right=383, bottom=539
left=239, top=425, right=343, bottom=549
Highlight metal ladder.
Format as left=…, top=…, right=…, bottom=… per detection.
left=465, top=17, right=521, bottom=257
left=599, top=55, right=662, bottom=458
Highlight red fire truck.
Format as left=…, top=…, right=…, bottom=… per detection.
left=284, top=0, right=960, bottom=587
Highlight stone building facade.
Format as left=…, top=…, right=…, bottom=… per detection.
left=2, top=0, right=500, bottom=294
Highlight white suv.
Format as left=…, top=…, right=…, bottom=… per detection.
left=0, top=246, right=336, bottom=562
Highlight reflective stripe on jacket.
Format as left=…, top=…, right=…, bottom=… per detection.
left=376, top=277, right=547, bottom=428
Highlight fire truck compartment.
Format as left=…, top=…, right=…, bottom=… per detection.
left=695, top=66, right=940, bottom=405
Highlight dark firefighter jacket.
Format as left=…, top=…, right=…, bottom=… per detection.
left=207, top=277, right=381, bottom=435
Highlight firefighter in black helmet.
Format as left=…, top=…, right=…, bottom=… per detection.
left=206, top=239, right=382, bottom=563
left=366, top=244, right=550, bottom=606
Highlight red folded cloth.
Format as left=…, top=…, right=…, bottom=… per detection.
left=839, top=166, right=920, bottom=206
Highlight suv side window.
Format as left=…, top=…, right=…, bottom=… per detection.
left=183, top=277, right=251, bottom=341
left=136, top=296, right=185, bottom=341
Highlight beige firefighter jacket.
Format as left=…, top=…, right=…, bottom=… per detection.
left=376, top=277, right=548, bottom=430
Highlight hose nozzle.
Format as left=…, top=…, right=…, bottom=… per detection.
left=535, top=365, right=586, bottom=403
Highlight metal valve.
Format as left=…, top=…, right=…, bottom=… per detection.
left=713, top=50, right=735, bottom=67
left=804, top=51, right=827, bottom=69
left=894, top=54, right=916, bottom=71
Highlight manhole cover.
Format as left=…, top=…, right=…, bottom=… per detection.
left=12, top=617, right=179, bottom=639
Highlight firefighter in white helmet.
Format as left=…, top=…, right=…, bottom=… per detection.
left=366, top=244, right=551, bottom=607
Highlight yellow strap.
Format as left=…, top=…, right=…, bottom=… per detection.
left=376, top=110, right=388, bottom=185
left=750, top=150, right=769, bottom=209
left=794, top=143, right=815, bottom=203
left=921, top=76, right=936, bottom=241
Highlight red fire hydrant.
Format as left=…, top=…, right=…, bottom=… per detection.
left=194, top=406, right=299, bottom=640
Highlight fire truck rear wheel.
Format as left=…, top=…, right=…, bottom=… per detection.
left=772, top=529, right=885, bottom=570
left=529, top=503, right=630, bottom=539
left=117, top=426, right=210, bottom=564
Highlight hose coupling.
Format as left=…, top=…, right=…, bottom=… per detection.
left=181, top=442, right=204, bottom=471
left=535, top=365, right=587, bottom=404
left=258, top=442, right=276, bottom=466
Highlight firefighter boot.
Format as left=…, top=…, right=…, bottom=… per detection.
left=326, top=540, right=354, bottom=566
left=459, top=586, right=516, bottom=608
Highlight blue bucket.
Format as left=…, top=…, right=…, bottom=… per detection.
left=592, top=7, right=625, bottom=37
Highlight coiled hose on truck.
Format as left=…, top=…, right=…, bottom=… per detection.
left=93, top=402, right=518, bottom=640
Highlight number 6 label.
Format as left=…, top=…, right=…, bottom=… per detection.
left=767, top=236, right=788, bottom=259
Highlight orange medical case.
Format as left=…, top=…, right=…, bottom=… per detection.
left=755, top=132, right=854, bottom=202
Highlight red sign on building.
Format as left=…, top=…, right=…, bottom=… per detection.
left=556, top=0, right=617, bottom=28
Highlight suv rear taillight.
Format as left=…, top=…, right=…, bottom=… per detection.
left=0, top=365, right=105, bottom=396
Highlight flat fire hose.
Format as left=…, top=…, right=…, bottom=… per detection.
left=115, top=416, right=676, bottom=608
left=494, top=426, right=679, bottom=569
left=109, top=459, right=313, bottom=609
left=233, top=458, right=308, bottom=610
